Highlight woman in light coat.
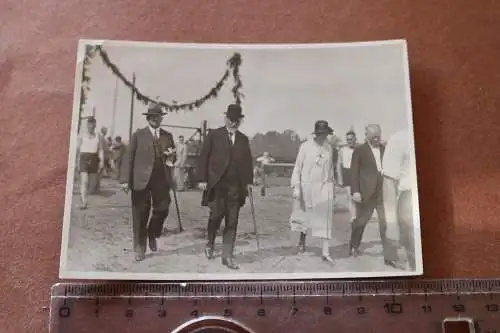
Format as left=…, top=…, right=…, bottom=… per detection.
left=290, top=120, right=336, bottom=265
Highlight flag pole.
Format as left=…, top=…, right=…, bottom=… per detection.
left=128, top=73, right=136, bottom=141
left=110, top=76, right=119, bottom=139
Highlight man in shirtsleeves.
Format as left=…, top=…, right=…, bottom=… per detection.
left=197, top=104, right=254, bottom=270
left=120, top=103, right=177, bottom=262
left=382, top=129, right=416, bottom=271
left=76, top=116, right=105, bottom=209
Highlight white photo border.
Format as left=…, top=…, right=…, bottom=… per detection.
left=59, top=38, right=424, bottom=280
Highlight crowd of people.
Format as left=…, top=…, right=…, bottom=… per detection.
left=74, top=102, right=415, bottom=272
left=75, top=117, right=204, bottom=210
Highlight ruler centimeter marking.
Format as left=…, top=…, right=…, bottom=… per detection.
left=50, top=279, right=500, bottom=333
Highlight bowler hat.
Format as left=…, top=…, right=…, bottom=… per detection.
left=312, top=120, right=333, bottom=135
left=142, top=102, right=166, bottom=116
left=224, top=104, right=244, bottom=121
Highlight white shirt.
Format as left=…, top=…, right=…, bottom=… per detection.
left=226, top=128, right=235, bottom=144
left=339, top=146, right=354, bottom=169
left=382, top=130, right=411, bottom=191
left=369, top=144, right=382, bottom=172
left=78, top=133, right=101, bottom=153
left=176, top=142, right=187, bottom=166
left=149, top=126, right=160, bottom=139
left=256, top=155, right=274, bottom=165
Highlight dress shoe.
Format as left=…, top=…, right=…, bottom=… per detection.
left=384, top=260, right=406, bottom=270
left=134, top=252, right=146, bottom=261
left=148, top=236, right=158, bottom=252
left=222, top=257, right=240, bottom=270
left=321, top=255, right=335, bottom=266
left=349, top=247, right=361, bottom=257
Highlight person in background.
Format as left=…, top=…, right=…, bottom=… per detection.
left=111, top=136, right=126, bottom=180
left=106, top=136, right=113, bottom=171
left=174, top=135, right=188, bottom=191
left=382, top=129, right=415, bottom=271
left=76, top=116, right=105, bottom=209
left=93, top=126, right=110, bottom=192
left=290, top=120, right=336, bottom=265
left=326, top=134, right=340, bottom=183
left=185, top=138, right=201, bottom=189
left=337, top=130, right=358, bottom=223
left=256, top=152, right=275, bottom=195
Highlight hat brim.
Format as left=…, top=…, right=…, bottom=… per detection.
left=142, top=112, right=167, bottom=116
left=224, top=112, right=245, bottom=119
left=313, top=128, right=333, bottom=135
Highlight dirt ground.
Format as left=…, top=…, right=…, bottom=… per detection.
left=64, top=175, right=410, bottom=276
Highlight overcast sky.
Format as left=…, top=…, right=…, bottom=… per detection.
left=81, top=40, right=413, bottom=142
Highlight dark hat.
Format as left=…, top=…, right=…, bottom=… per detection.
left=224, top=104, right=244, bottom=121
left=142, top=102, right=166, bottom=116
left=313, top=120, right=333, bottom=135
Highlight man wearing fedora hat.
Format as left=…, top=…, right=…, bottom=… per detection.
left=120, top=103, right=177, bottom=262
left=197, top=103, right=254, bottom=270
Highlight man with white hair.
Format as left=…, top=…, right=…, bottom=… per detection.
left=349, top=124, right=403, bottom=269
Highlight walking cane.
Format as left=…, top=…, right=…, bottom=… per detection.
left=248, top=186, right=261, bottom=252
left=171, top=187, right=184, bottom=232
left=162, top=156, right=184, bottom=233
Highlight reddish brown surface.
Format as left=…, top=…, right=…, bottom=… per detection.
left=1, top=0, right=499, bottom=332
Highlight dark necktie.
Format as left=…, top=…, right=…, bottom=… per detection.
left=228, top=132, right=234, bottom=145
left=153, top=129, right=161, bottom=158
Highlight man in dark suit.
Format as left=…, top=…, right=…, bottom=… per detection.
left=120, top=103, right=177, bottom=262
left=349, top=124, right=403, bottom=269
left=197, top=104, right=254, bottom=270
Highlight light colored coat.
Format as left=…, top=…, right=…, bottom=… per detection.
left=289, top=139, right=336, bottom=239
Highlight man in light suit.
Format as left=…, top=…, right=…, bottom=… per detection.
left=120, top=103, right=176, bottom=262
left=349, top=124, right=403, bottom=269
left=197, top=104, right=254, bottom=270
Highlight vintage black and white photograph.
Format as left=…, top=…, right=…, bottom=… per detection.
left=59, top=39, right=423, bottom=280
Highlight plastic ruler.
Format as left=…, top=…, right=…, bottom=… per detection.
left=49, top=278, right=500, bottom=333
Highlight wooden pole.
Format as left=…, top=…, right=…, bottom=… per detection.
left=128, top=73, right=136, bottom=142
left=110, top=76, right=119, bottom=138
left=202, top=120, right=207, bottom=141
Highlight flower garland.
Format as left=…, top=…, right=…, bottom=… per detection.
left=91, top=45, right=243, bottom=112
left=78, top=45, right=98, bottom=130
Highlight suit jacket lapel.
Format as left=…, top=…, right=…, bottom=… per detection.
left=143, top=126, right=154, bottom=141
left=234, top=131, right=241, bottom=146
left=365, top=143, right=377, bottom=168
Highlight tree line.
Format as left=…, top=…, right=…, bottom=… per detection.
left=249, top=129, right=342, bottom=163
